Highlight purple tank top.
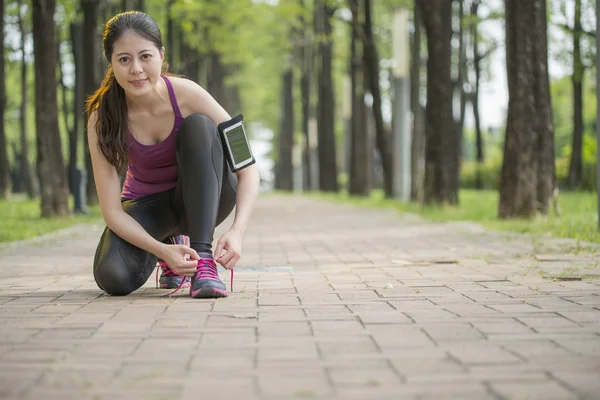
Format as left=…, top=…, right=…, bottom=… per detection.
left=121, top=75, right=183, bottom=199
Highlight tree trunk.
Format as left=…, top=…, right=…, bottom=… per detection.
left=277, top=69, right=294, bottom=191
left=18, top=1, right=36, bottom=198
left=450, top=0, right=467, bottom=203
left=57, top=26, right=75, bottom=200
left=418, top=0, right=454, bottom=205
left=316, top=1, right=338, bottom=192
left=180, top=22, right=200, bottom=83
left=499, top=0, right=555, bottom=218
left=166, top=0, right=178, bottom=72
left=595, top=0, right=600, bottom=229
left=348, top=0, right=370, bottom=196
left=568, top=0, right=584, bottom=189
left=363, top=0, right=392, bottom=197
left=471, top=0, right=485, bottom=190
left=71, top=21, right=86, bottom=210
left=533, top=0, right=555, bottom=214
left=32, top=0, right=70, bottom=217
left=0, top=0, right=9, bottom=199
left=82, top=0, right=100, bottom=205
left=299, top=0, right=312, bottom=191
left=207, top=51, right=229, bottom=109
left=410, top=2, right=425, bottom=202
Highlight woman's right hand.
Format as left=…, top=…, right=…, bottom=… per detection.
left=158, top=244, right=200, bottom=277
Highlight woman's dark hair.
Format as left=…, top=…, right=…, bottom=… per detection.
left=85, top=11, right=167, bottom=172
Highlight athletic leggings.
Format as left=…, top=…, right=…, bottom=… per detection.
left=93, top=114, right=237, bottom=296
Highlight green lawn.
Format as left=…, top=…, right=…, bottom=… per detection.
left=0, top=197, right=102, bottom=243
left=2, top=189, right=599, bottom=246
left=298, top=189, right=600, bottom=244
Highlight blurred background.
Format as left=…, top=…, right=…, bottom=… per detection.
left=1, top=0, right=599, bottom=244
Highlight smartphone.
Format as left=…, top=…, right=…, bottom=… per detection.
left=221, top=120, right=256, bottom=172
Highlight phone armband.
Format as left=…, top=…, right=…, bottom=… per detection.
left=217, top=114, right=256, bottom=172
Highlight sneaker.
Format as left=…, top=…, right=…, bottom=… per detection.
left=190, top=258, right=229, bottom=298
left=155, top=235, right=191, bottom=290
left=156, top=261, right=191, bottom=289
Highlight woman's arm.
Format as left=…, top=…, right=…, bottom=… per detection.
left=87, top=112, right=197, bottom=269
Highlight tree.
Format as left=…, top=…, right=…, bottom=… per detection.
left=410, top=2, right=425, bottom=201
left=471, top=0, right=485, bottom=189
left=277, top=65, right=294, bottom=191
left=82, top=0, right=101, bottom=206
left=32, top=0, right=70, bottom=217
left=450, top=0, right=468, bottom=203
left=596, top=0, right=600, bottom=229
left=299, top=0, right=313, bottom=191
left=348, top=0, right=371, bottom=196
left=0, top=0, right=10, bottom=199
left=567, top=0, right=584, bottom=188
left=363, top=0, right=392, bottom=197
left=315, top=0, right=338, bottom=192
left=499, top=0, right=555, bottom=218
left=418, top=0, right=454, bottom=205
left=17, top=0, right=35, bottom=198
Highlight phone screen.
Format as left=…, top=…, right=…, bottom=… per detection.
left=226, top=125, right=252, bottom=165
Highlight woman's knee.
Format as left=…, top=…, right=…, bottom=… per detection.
left=94, top=260, right=133, bottom=296
left=178, top=114, right=217, bottom=148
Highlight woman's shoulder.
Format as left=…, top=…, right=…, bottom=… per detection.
left=166, top=75, right=209, bottom=116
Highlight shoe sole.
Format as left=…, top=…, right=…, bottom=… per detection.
left=190, top=285, right=228, bottom=298
left=159, top=282, right=191, bottom=289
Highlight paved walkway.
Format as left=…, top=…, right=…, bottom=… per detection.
left=1, top=194, right=600, bottom=400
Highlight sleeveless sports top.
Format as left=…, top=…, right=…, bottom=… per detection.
left=121, top=75, right=183, bottom=200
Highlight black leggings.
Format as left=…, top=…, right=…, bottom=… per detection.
left=93, top=114, right=237, bottom=296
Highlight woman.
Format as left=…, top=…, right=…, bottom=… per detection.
left=86, top=11, right=260, bottom=298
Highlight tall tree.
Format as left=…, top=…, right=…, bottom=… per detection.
left=596, top=0, right=600, bottom=229
left=166, top=0, right=178, bottom=72
left=0, top=0, right=10, bottom=199
left=450, top=0, right=468, bottom=203
left=499, top=0, right=555, bottom=218
left=363, top=0, right=392, bottom=197
left=410, top=2, right=425, bottom=202
left=418, top=0, right=454, bottom=205
left=315, top=0, right=338, bottom=192
left=471, top=0, right=485, bottom=189
left=348, top=0, right=370, bottom=196
left=299, top=0, right=312, bottom=191
left=32, top=0, right=70, bottom=217
left=17, top=0, right=36, bottom=198
left=70, top=19, right=86, bottom=212
left=567, top=0, right=584, bottom=188
left=82, top=0, right=100, bottom=205
left=277, top=67, right=294, bottom=191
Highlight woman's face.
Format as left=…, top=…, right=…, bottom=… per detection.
left=110, top=31, right=164, bottom=97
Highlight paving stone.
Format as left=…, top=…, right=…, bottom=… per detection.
left=490, top=380, right=578, bottom=399
left=1, top=195, right=599, bottom=399
left=444, top=343, right=523, bottom=365
left=551, top=371, right=600, bottom=399
left=328, top=366, right=402, bottom=387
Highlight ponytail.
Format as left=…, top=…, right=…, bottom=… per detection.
left=85, top=66, right=129, bottom=173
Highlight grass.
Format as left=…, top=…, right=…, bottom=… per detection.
left=2, top=188, right=599, bottom=246
left=293, top=189, right=600, bottom=245
left=0, top=196, right=102, bottom=243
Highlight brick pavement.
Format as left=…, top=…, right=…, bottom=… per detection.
left=0, top=194, right=599, bottom=399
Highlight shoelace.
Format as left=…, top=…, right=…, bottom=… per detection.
left=161, top=259, right=234, bottom=297
left=155, top=261, right=185, bottom=288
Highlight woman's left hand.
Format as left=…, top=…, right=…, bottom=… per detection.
left=214, top=228, right=243, bottom=270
